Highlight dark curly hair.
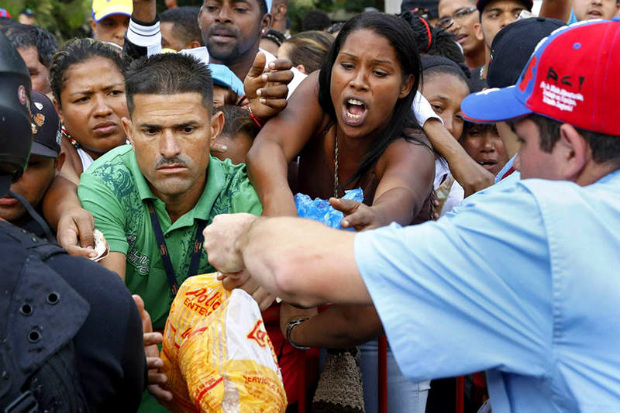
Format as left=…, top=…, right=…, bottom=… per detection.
left=6, top=24, right=58, bottom=69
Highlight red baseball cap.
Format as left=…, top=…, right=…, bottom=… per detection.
left=462, top=18, right=620, bottom=136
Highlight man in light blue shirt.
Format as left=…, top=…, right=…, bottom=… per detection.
left=202, top=19, right=620, bottom=413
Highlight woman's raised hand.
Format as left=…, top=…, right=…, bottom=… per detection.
left=244, top=52, right=294, bottom=121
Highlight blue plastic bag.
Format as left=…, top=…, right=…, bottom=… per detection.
left=294, top=189, right=364, bottom=230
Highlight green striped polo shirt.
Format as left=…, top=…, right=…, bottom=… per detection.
left=78, top=145, right=261, bottom=330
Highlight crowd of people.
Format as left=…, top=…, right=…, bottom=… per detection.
left=0, top=0, right=619, bottom=411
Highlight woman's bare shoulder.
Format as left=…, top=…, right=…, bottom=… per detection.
left=260, top=71, right=332, bottom=150
left=376, top=128, right=435, bottom=175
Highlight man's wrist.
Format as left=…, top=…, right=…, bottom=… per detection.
left=235, top=215, right=261, bottom=265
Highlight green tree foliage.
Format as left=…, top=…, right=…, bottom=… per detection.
left=3, top=0, right=92, bottom=42
left=1, top=0, right=204, bottom=41
left=287, top=0, right=378, bottom=34
left=287, top=0, right=316, bottom=33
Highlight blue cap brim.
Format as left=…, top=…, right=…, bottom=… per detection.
left=213, top=78, right=244, bottom=97
left=462, top=85, right=532, bottom=124
left=209, top=63, right=245, bottom=97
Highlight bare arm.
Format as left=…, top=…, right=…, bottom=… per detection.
left=539, top=0, right=573, bottom=22
left=274, top=141, right=432, bottom=344
left=246, top=72, right=325, bottom=217
left=43, top=174, right=81, bottom=230
left=243, top=217, right=368, bottom=307
left=101, top=251, right=127, bottom=282
left=44, top=145, right=96, bottom=255
left=371, top=139, right=434, bottom=224
left=43, top=175, right=102, bottom=258
left=204, top=214, right=370, bottom=308
left=496, top=121, right=521, bottom=159
left=132, top=0, right=156, bottom=23
left=423, top=118, right=494, bottom=197
left=282, top=304, right=383, bottom=349
left=330, top=138, right=435, bottom=230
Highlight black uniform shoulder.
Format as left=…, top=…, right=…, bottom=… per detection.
left=44, top=253, right=146, bottom=413
left=0, top=221, right=145, bottom=413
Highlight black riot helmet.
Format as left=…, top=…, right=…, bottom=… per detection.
left=0, top=30, right=32, bottom=198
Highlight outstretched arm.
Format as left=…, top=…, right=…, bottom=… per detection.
left=331, top=137, right=435, bottom=231
left=203, top=213, right=370, bottom=308
left=281, top=303, right=383, bottom=349
left=246, top=72, right=325, bottom=217
left=539, top=0, right=573, bottom=22
left=132, top=0, right=156, bottom=22
left=423, top=118, right=494, bottom=197
left=414, top=93, right=494, bottom=196
left=124, top=0, right=161, bottom=61
left=43, top=175, right=101, bottom=258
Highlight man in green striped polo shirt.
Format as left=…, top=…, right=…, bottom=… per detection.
left=78, top=53, right=261, bottom=333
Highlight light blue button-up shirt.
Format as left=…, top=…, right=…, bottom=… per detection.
left=355, top=170, right=620, bottom=413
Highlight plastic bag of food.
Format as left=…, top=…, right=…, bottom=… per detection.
left=161, top=273, right=287, bottom=413
left=294, top=188, right=364, bottom=230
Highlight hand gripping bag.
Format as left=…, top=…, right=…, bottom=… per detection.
left=161, top=273, right=287, bottom=413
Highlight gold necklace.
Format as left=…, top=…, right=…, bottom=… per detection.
left=334, top=134, right=339, bottom=198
